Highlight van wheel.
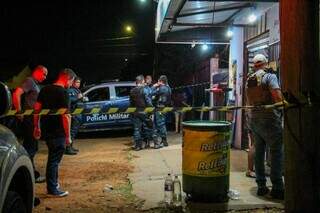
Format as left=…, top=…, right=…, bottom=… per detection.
left=2, top=191, right=27, bottom=213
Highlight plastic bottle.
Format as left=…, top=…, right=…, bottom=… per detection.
left=173, top=175, right=182, bottom=206
left=164, top=173, right=173, bottom=205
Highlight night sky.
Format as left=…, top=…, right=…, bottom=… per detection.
left=0, top=1, right=155, bottom=84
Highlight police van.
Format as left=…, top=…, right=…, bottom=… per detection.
left=77, top=81, right=135, bottom=132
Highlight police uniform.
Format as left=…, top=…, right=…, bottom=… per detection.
left=153, top=84, right=171, bottom=146
left=246, top=67, right=284, bottom=196
left=141, top=85, right=156, bottom=147
left=130, top=85, right=157, bottom=150
left=68, top=87, right=82, bottom=144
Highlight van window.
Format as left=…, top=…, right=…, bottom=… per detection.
left=87, top=87, right=110, bottom=102
left=115, top=86, right=134, bottom=98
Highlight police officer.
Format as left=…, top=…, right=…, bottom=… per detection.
left=246, top=54, right=284, bottom=200
left=153, top=75, right=172, bottom=147
left=141, top=75, right=154, bottom=148
left=67, top=76, right=83, bottom=155
left=130, top=75, right=157, bottom=151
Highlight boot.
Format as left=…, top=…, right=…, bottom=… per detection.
left=270, top=189, right=284, bottom=200
left=133, top=141, right=142, bottom=151
left=65, top=145, right=77, bottom=155
left=257, top=186, right=270, bottom=196
left=161, top=137, right=168, bottom=147
left=153, top=136, right=163, bottom=149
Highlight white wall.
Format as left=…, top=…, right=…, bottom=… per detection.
left=267, top=3, right=280, bottom=44
left=229, top=27, right=244, bottom=149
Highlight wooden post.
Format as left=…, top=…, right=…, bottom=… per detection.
left=280, top=1, right=320, bottom=212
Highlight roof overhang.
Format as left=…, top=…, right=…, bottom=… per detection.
left=155, top=0, right=279, bottom=44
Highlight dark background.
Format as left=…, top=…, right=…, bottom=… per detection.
left=0, top=1, right=155, bottom=84
left=0, top=1, right=229, bottom=89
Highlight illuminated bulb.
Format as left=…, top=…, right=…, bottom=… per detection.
left=248, top=14, right=257, bottom=23
left=125, top=26, right=132, bottom=32
left=202, top=44, right=208, bottom=51
left=227, top=30, right=233, bottom=37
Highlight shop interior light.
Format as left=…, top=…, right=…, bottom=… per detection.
left=227, top=30, right=234, bottom=38
left=248, top=14, right=257, bottom=23
left=202, top=44, right=209, bottom=51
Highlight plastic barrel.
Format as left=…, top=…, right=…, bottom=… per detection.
left=182, top=120, right=231, bottom=202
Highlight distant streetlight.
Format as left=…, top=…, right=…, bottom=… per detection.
left=139, top=0, right=146, bottom=3
left=125, top=25, right=133, bottom=33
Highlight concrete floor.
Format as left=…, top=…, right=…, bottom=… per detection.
left=129, top=132, right=284, bottom=211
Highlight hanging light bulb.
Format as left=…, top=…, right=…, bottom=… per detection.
left=202, top=44, right=209, bottom=51
left=227, top=30, right=234, bottom=38
left=248, top=14, right=257, bottom=23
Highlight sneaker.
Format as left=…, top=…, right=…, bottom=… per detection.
left=48, top=190, right=69, bottom=197
left=64, top=146, right=77, bottom=155
left=270, top=189, right=284, bottom=200
left=257, top=186, right=270, bottom=196
left=35, top=176, right=46, bottom=183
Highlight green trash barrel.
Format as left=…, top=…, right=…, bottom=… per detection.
left=182, top=121, right=231, bottom=202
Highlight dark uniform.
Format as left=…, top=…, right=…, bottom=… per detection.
left=130, top=85, right=155, bottom=150
left=68, top=87, right=82, bottom=142
left=153, top=84, right=172, bottom=146
left=246, top=69, right=284, bottom=196
left=141, top=85, right=155, bottom=147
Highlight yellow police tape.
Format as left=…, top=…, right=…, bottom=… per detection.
left=4, top=101, right=296, bottom=116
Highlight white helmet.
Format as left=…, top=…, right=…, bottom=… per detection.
left=252, top=54, right=268, bottom=64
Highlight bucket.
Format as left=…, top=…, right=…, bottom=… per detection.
left=182, top=120, right=231, bottom=202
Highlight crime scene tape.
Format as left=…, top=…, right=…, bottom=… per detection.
left=172, top=81, right=210, bottom=90
left=3, top=101, right=298, bottom=116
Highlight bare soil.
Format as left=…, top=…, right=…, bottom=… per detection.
left=33, top=135, right=142, bottom=213
left=32, top=132, right=284, bottom=213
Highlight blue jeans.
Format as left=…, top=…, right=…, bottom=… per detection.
left=154, top=112, right=167, bottom=139
left=22, top=116, right=40, bottom=178
left=46, top=137, right=65, bottom=193
left=22, top=116, right=39, bottom=162
left=249, top=117, right=284, bottom=190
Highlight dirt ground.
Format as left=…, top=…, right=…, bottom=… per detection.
left=32, top=131, right=284, bottom=213
left=33, top=132, right=143, bottom=213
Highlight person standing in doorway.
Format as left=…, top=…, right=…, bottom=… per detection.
left=34, top=68, right=76, bottom=197
left=12, top=65, right=48, bottom=183
left=246, top=54, right=284, bottom=200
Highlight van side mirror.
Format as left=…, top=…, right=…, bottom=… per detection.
left=83, top=96, right=89, bottom=102
left=0, top=82, right=12, bottom=118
